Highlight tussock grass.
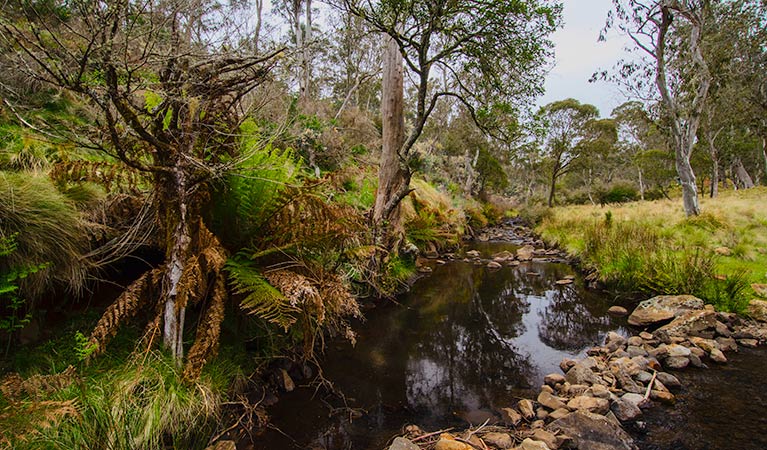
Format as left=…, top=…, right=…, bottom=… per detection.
left=538, top=188, right=767, bottom=312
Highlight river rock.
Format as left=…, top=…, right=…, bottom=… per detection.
left=738, top=338, right=758, bottom=348
left=627, top=346, right=648, bottom=358
left=628, top=295, right=705, bottom=327
left=666, top=344, right=692, bottom=357
left=483, top=432, right=513, bottom=449
left=608, top=306, right=629, bottom=316
left=492, top=250, right=514, bottom=261
left=715, top=321, right=732, bottom=337
left=517, top=245, right=535, bottom=261
left=487, top=261, right=503, bottom=269
left=389, top=437, right=420, bottom=450
left=567, top=396, right=610, bottom=415
left=518, top=399, right=536, bottom=420
left=555, top=279, right=573, bottom=285
left=605, top=332, right=627, bottom=352
left=621, top=393, right=649, bottom=409
left=688, top=346, right=706, bottom=358
left=547, top=411, right=637, bottom=450
left=664, top=356, right=690, bottom=369
left=435, top=434, right=472, bottom=450
left=280, top=369, right=295, bottom=392
left=560, top=358, right=577, bottom=372
left=519, top=438, right=551, bottom=450
left=649, top=390, right=675, bottom=405
left=635, top=371, right=653, bottom=384
left=747, top=299, right=767, bottom=322
left=656, top=372, right=681, bottom=390
left=566, top=363, right=599, bottom=386
left=709, top=348, right=727, bottom=363
left=627, top=336, right=644, bottom=346
left=716, top=337, right=739, bottom=352
left=610, top=357, right=642, bottom=376
left=690, top=337, right=718, bottom=353
left=587, top=384, right=611, bottom=399
left=500, top=407, right=523, bottom=426
left=531, top=429, right=559, bottom=449
left=611, top=397, right=643, bottom=422
left=538, top=391, right=567, bottom=411
left=655, top=310, right=717, bottom=341
left=548, top=408, right=570, bottom=421
left=544, top=373, right=566, bottom=386
left=466, top=250, right=481, bottom=258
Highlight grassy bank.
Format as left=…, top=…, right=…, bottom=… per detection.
left=537, top=188, right=767, bottom=312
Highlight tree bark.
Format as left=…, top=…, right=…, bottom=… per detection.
left=547, top=168, right=558, bottom=208
left=463, top=148, right=479, bottom=196
left=638, top=167, right=645, bottom=200
left=733, top=157, right=755, bottom=189
left=372, top=35, right=407, bottom=247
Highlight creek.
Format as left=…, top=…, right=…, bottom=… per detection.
left=248, top=241, right=767, bottom=450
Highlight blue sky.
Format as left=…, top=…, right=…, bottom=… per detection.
left=537, top=0, right=635, bottom=118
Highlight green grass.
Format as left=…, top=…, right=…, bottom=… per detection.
left=538, top=188, right=767, bottom=312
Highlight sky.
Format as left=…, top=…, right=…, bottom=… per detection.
left=537, top=0, right=635, bottom=118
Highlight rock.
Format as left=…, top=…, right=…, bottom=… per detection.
left=457, top=409, right=498, bottom=425
left=605, top=332, right=627, bottom=351
left=649, top=390, right=675, bottom=405
left=487, top=261, right=503, bottom=269
left=519, top=438, right=551, bottom=450
left=547, top=411, right=637, bottom=450
left=627, top=346, right=648, bottom=358
left=635, top=371, right=653, bottom=384
left=417, top=266, right=433, bottom=274
left=688, top=353, right=706, bottom=368
left=688, top=346, right=706, bottom=358
left=565, top=363, right=599, bottom=386
left=627, top=336, right=644, bottom=347
left=548, top=408, right=570, bottom=421
left=389, top=437, right=420, bottom=450
left=537, top=408, right=549, bottom=420
left=621, top=393, right=649, bottom=409
left=541, top=385, right=554, bottom=394
left=531, top=429, right=559, bottom=449
left=587, top=384, right=611, bottom=399
left=425, top=250, right=440, bottom=259
left=610, top=357, right=642, bottom=376
left=656, top=372, right=681, bottom=390
left=715, top=321, right=732, bottom=337
left=567, top=396, right=610, bottom=415
left=690, top=337, right=719, bottom=353
left=435, top=434, right=473, bottom=450
left=738, top=338, right=758, bottom=348
left=560, top=358, right=577, bottom=373
left=666, top=344, right=692, bottom=357
left=436, top=260, right=447, bottom=265
left=747, top=299, right=767, bottom=322
left=608, top=306, right=629, bottom=316
left=204, top=441, right=236, bottom=450
left=709, top=348, right=727, bottom=363
left=716, top=337, right=739, bottom=352
left=555, top=279, right=573, bottom=285
left=466, top=250, right=481, bottom=258
left=655, top=309, right=717, bottom=341
left=531, top=420, right=546, bottom=429
left=483, top=432, right=513, bottom=449
left=627, top=295, right=705, bottom=327
left=280, top=369, right=295, bottom=392
left=517, top=245, right=535, bottom=261
left=518, top=399, right=536, bottom=420
left=544, top=373, right=566, bottom=386
left=639, top=331, right=654, bottom=340
left=664, top=356, right=690, bottom=370
left=611, top=397, right=643, bottom=422
left=567, top=384, right=589, bottom=397
left=500, top=407, right=523, bottom=426
left=492, top=250, right=514, bottom=260
left=753, top=284, right=767, bottom=298
left=538, top=391, right=567, bottom=411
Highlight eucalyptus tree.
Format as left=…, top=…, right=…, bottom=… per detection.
left=0, top=0, right=281, bottom=375
left=338, top=0, right=561, bottom=251
left=537, top=99, right=599, bottom=207
left=604, top=0, right=712, bottom=216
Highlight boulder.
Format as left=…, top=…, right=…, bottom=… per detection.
left=716, top=337, right=738, bottom=352
left=655, top=309, right=717, bottom=341
left=611, top=397, right=643, bottom=422
left=482, top=432, right=513, bottom=449
left=517, top=245, right=535, bottom=261
left=547, top=411, right=637, bottom=450
left=747, top=299, right=767, bottom=322
left=566, top=363, right=599, bottom=386
left=608, top=306, right=629, bottom=316
left=566, top=396, right=610, bottom=415
left=538, top=391, right=568, bottom=411
left=627, top=295, right=705, bottom=327
left=389, top=437, right=420, bottom=450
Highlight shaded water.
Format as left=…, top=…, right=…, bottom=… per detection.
left=253, top=242, right=628, bottom=449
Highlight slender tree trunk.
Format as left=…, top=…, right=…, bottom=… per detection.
left=372, top=36, right=407, bottom=248
left=302, top=0, right=312, bottom=102
left=761, top=136, right=767, bottom=186
left=547, top=168, right=558, bottom=208
left=253, top=0, right=263, bottom=52
left=638, top=167, right=645, bottom=200
left=710, top=156, right=719, bottom=198
left=463, top=148, right=479, bottom=196
left=733, top=158, right=755, bottom=189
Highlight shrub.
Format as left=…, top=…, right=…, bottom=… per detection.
left=597, top=183, right=640, bottom=205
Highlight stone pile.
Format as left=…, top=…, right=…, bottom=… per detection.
left=389, top=294, right=767, bottom=450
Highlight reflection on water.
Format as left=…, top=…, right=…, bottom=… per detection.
left=253, top=243, right=627, bottom=450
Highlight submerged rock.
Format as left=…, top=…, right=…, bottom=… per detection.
left=517, top=245, right=535, bottom=261
left=547, top=411, right=638, bottom=450
left=389, top=437, right=420, bottom=450
left=627, top=295, right=705, bottom=327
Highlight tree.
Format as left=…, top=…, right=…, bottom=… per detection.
left=537, top=99, right=599, bottom=207
left=604, top=0, right=712, bottom=216
left=1, top=0, right=281, bottom=375
left=340, top=0, right=560, bottom=250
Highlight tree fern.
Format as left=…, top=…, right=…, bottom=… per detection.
left=224, top=256, right=299, bottom=331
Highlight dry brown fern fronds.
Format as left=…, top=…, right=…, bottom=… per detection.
left=0, top=366, right=78, bottom=401
left=89, top=267, right=164, bottom=355
left=264, top=269, right=321, bottom=308
left=50, top=160, right=143, bottom=194
left=182, top=272, right=226, bottom=381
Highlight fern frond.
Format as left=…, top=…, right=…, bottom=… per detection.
left=225, top=257, right=298, bottom=331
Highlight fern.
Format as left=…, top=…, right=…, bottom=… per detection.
left=224, top=256, right=299, bottom=331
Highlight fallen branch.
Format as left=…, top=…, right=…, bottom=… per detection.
left=644, top=370, right=658, bottom=400
left=411, top=427, right=454, bottom=442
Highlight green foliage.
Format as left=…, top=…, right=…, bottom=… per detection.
left=73, top=331, right=97, bottom=362
left=597, top=183, right=640, bottom=205
left=224, top=256, right=298, bottom=331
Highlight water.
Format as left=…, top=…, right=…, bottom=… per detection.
left=249, top=242, right=767, bottom=450
left=251, top=242, right=628, bottom=449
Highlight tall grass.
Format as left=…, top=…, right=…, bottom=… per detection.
left=539, top=189, right=767, bottom=312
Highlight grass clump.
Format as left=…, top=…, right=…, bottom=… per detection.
left=538, top=188, right=767, bottom=312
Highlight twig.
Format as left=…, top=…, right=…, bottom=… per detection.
left=644, top=370, right=658, bottom=400
left=411, top=427, right=454, bottom=442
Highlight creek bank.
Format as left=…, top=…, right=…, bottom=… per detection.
left=387, top=294, right=767, bottom=450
